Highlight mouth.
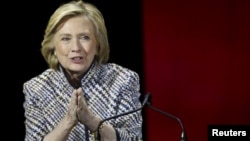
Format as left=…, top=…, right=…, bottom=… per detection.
left=71, top=56, right=83, bottom=63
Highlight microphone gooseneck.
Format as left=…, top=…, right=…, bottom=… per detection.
left=146, top=101, right=187, bottom=141
left=94, top=92, right=186, bottom=141
left=95, top=92, right=151, bottom=141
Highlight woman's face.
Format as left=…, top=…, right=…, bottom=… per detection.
left=53, top=15, right=97, bottom=77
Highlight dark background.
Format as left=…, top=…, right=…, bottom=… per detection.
left=10, top=0, right=144, bottom=140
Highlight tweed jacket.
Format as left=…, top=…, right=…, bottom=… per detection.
left=23, top=62, right=143, bottom=141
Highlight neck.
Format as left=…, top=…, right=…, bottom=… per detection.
left=64, top=70, right=83, bottom=89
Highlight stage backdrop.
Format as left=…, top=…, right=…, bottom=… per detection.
left=142, top=0, right=250, bottom=141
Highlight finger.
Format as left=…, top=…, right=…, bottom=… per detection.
left=76, top=87, right=83, bottom=97
left=70, top=89, right=78, bottom=106
left=77, top=91, right=88, bottom=114
left=76, top=88, right=85, bottom=106
left=77, top=89, right=83, bottom=112
left=67, top=90, right=78, bottom=121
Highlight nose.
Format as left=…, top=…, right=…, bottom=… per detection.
left=71, top=39, right=82, bottom=52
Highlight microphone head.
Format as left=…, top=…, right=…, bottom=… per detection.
left=142, top=92, right=152, bottom=106
left=147, top=93, right=152, bottom=106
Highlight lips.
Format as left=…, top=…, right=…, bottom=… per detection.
left=71, top=56, right=83, bottom=63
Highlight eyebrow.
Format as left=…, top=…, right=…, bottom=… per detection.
left=58, top=32, right=91, bottom=37
left=58, top=33, right=71, bottom=37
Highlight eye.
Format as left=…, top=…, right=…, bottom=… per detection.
left=80, top=35, right=90, bottom=40
left=61, top=37, right=71, bottom=41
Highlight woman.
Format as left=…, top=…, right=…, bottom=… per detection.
left=23, top=0, right=143, bottom=141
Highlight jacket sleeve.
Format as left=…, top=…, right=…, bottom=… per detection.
left=113, top=71, right=143, bottom=141
left=23, top=81, right=47, bottom=141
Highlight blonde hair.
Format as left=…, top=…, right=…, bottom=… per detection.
left=41, top=0, right=109, bottom=70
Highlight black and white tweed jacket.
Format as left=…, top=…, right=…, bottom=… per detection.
left=23, top=62, right=143, bottom=141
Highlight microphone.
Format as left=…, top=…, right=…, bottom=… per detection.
left=142, top=92, right=151, bottom=106
left=95, top=92, right=151, bottom=141
left=146, top=98, right=187, bottom=141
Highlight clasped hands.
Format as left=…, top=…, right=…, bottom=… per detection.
left=67, top=87, right=100, bottom=132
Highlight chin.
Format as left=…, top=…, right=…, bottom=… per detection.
left=70, top=66, right=87, bottom=73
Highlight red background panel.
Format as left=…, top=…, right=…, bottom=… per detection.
left=142, top=0, right=250, bottom=140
